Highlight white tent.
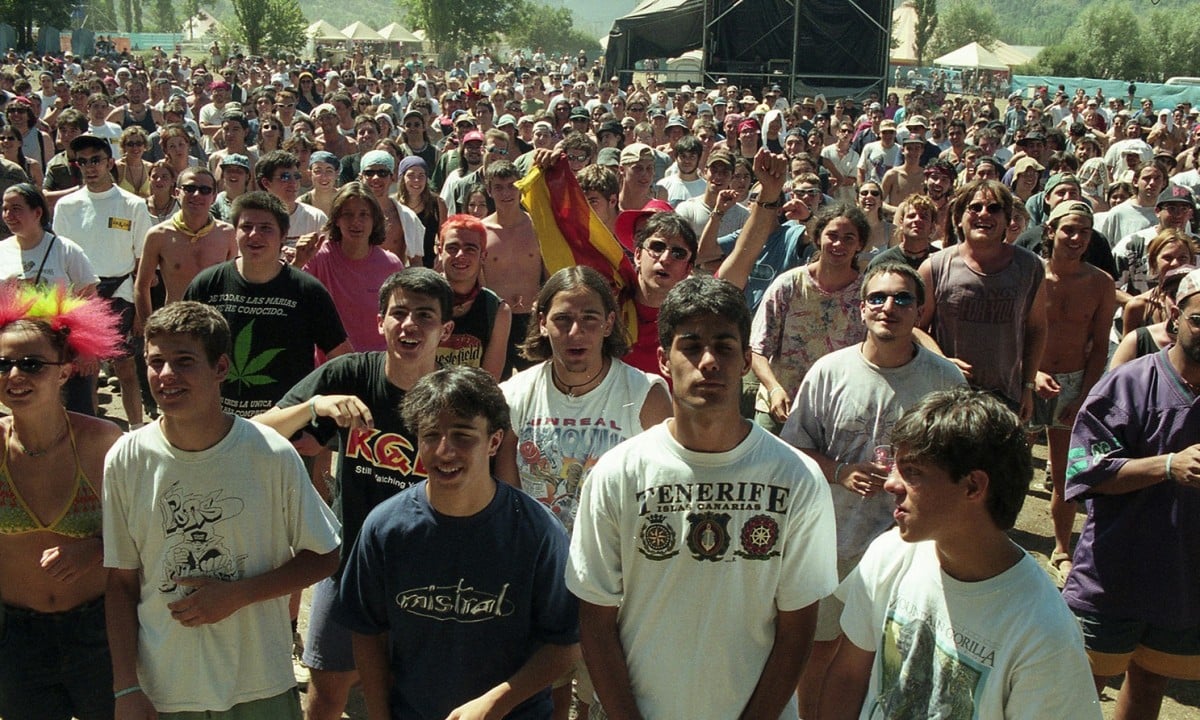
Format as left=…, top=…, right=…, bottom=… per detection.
left=341, top=21, right=384, bottom=42
left=991, top=40, right=1035, bottom=68
left=934, top=42, right=1011, bottom=71
left=891, top=1, right=918, bottom=65
left=377, top=22, right=420, bottom=43
left=306, top=20, right=346, bottom=41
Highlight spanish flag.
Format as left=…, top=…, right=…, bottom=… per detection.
left=516, top=155, right=639, bottom=339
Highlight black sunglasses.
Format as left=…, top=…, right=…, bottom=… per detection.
left=865, top=292, right=917, bottom=308
left=179, top=184, right=214, bottom=196
left=0, top=356, right=68, bottom=374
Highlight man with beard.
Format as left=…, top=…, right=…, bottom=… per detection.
left=1063, top=267, right=1200, bottom=719
left=920, top=159, right=955, bottom=243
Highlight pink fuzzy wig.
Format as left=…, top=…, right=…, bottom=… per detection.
left=0, top=281, right=125, bottom=361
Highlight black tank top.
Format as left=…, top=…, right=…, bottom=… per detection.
left=121, top=106, right=158, bottom=134
left=436, top=288, right=499, bottom=369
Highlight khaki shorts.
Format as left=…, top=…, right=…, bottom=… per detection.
left=159, top=688, right=302, bottom=720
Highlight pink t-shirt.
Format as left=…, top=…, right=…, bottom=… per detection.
left=304, top=241, right=404, bottom=354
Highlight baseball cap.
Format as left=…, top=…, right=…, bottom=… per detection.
left=905, top=115, right=929, bottom=128
left=619, top=143, right=654, bottom=165
left=461, top=130, right=485, bottom=145
left=597, top=120, right=622, bottom=137
left=1047, top=200, right=1093, bottom=224
left=1044, top=173, right=1080, bottom=195
left=879, top=120, right=897, bottom=132
left=1157, top=184, right=1196, bottom=209
left=1175, top=267, right=1200, bottom=306
left=1013, top=157, right=1045, bottom=175
left=596, top=147, right=622, bottom=167
left=614, top=199, right=673, bottom=252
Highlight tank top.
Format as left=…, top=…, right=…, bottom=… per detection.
left=928, top=244, right=1044, bottom=405
left=1134, top=325, right=1162, bottom=359
left=416, top=201, right=440, bottom=267
left=0, top=419, right=101, bottom=539
left=437, top=288, right=499, bottom=369
left=121, top=106, right=159, bottom=134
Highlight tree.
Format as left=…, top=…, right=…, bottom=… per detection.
left=400, top=0, right=524, bottom=58
left=230, top=0, right=306, bottom=56
left=0, top=0, right=72, bottom=49
left=506, top=2, right=601, bottom=59
left=926, top=1, right=999, bottom=60
left=912, top=0, right=938, bottom=67
left=1148, top=11, right=1200, bottom=81
left=1033, top=2, right=1153, bottom=81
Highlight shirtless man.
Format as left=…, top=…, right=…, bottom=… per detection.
left=482, top=160, right=542, bottom=376
left=881, top=137, right=926, bottom=216
left=358, top=150, right=425, bottom=267
left=135, top=167, right=237, bottom=332
left=1030, top=200, right=1115, bottom=583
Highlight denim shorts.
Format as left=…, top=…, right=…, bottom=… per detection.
left=0, top=597, right=114, bottom=720
left=301, top=576, right=356, bottom=672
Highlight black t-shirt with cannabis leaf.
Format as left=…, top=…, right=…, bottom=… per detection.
left=184, top=261, right=347, bottom=417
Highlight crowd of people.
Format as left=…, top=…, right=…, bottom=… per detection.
left=0, top=42, right=1195, bottom=720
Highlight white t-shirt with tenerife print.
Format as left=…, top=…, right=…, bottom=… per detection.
left=566, top=422, right=837, bottom=719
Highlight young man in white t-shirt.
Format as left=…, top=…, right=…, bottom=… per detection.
left=566, top=274, right=837, bottom=719
left=820, top=387, right=1101, bottom=720
left=103, top=301, right=340, bottom=718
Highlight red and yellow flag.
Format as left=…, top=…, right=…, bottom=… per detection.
left=516, top=156, right=638, bottom=338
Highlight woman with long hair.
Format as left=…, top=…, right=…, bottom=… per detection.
left=1122, top=229, right=1198, bottom=334
left=115, top=126, right=151, bottom=198
left=856, top=181, right=893, bottom=258
left=0, top=184, right=97, bottom=295
left=750, top=203, right=869, bottom=433
left=0, top=125, right=42, bottom=188
left=395, top=155, right=446, bottom=267
left=0, top=282, right=124, bottom=720
left=144, top=161, right=179, bottom=224
left=251, top=115, right=283, bottom=155
left=296, top=182, right=404, bottom=353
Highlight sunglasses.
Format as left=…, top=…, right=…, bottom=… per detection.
left=179, top=184, right=214, bottom=195
left=642, top=239, right=691, bottom=262
left=274, top=171, right=303, bottom=182
left=361, top=169, right=391, bottom=178
left=0, top=356, right=67, bottom=374
left=967, top=202, right=1004, bottom=215
left=865, top=291, right=917, bottom=308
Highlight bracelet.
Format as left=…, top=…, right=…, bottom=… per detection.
left=833, top=462, right=847, bottom=484
left=712, top=209, right=726, bottom=216
left=114, top=685, right=143, bottom=699
left=768, top=386, right=785, bottom=398
left=1166, top=452, right=1175, bottom=481
left=308, top=397, right=319, bottom=427
left=1023, top=381, right=1036, bottom=390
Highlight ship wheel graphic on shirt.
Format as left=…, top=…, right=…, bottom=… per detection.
left=736, top=514, right=781, bottom=560
left=637, top=513, right=679, bottom=560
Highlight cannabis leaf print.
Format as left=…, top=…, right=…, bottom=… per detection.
left=226, top=320, right=284, bottom=387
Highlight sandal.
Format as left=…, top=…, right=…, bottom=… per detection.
left=1050, top=551, right=1073, bottom=583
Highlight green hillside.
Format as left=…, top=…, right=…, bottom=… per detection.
left=921, top=0, right=1195, bottom=46
left=208, top=0, right=637, bottom=41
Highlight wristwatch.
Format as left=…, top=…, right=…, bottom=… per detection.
left=754, top=196, right=784, bottom=209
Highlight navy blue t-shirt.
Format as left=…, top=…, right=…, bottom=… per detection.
left=335, top=480, right=579, bottom=720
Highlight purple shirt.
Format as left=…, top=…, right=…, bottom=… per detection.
left=1063, top=350, right=1200, bottom=628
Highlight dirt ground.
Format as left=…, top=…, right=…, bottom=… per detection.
left=92, top=386, right=1197, bottom=719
